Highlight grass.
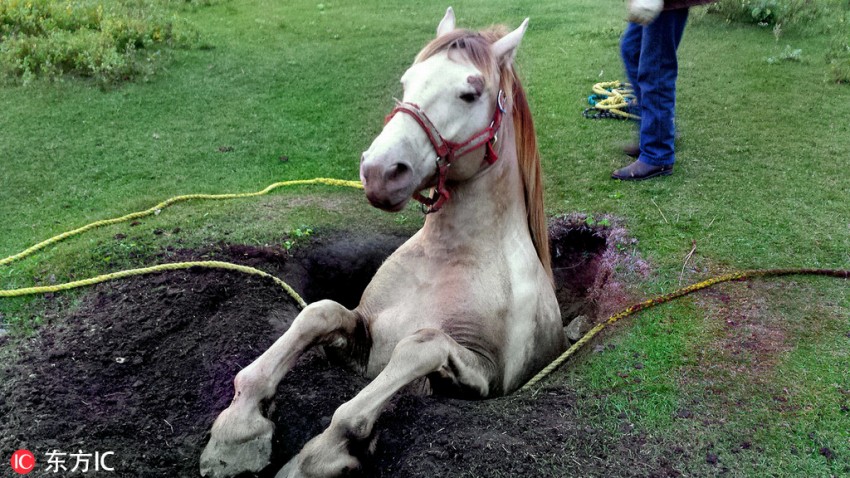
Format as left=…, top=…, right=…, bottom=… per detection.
left=0, top=0, right=206, bottom=85
left=2, top=0, right=849, bottom=475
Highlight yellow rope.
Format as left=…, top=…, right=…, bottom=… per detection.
left=0, top=260, right=308, bottom=309
left=519, top=268, right=849, bottom=392
left=587, top=81, right=640, bottom=120
left=3, top=175, right=847, bottom=394
left=592, top=80, right=635, bottom=99
left=0, top=178, right=363, bottom=267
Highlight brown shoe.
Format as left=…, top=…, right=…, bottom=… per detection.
left=622, top=142, right=640, bottom=158
left=611, top=160, right=673, bottom=181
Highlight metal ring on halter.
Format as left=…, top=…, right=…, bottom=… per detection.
left=497, top=89, right=507, bottom=113
left=490, top=90, right=507, bottom=128
left=492, top=91, right=506, bottom=143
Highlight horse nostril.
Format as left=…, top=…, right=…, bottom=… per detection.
left=387, top=162, right=411, bottom=182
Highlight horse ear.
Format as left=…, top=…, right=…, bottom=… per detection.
left=437, top=7, right=455, bottom=37
left=491, top=18, right=529, bottom=65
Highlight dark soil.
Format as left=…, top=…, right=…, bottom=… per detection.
left=0, top=216, right=658, bottom=478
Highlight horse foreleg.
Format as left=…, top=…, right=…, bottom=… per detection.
left=200, top=300, right=363, bottom=478
left=277, top=328, right=493, bottom=478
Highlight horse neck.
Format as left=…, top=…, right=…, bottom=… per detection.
left=421, top=112, right=527, bottom=251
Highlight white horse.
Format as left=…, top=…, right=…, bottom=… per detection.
left=200, top=8, right=564, bottom=477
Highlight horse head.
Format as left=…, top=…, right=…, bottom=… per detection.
left=360, top=7, right=529, bottom=213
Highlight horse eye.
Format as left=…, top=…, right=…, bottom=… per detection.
left=459, top=92, right=477, bottom=103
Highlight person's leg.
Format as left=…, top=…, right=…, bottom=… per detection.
left=620, top=22, right=643, bottom=105
left=636, top=8, right=689, bottom=167
left=618, top=23, right=644, bottom=158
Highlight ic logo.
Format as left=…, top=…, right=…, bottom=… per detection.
left=10, top=449, right=35, bottom=475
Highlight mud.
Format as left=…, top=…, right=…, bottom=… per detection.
left=0, top=215, right=654, bottom=477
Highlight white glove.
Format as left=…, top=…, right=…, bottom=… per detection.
left=628, top=0, right=663, bottom=25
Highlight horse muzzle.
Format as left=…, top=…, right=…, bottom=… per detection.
left=360, top=154, right=416, bottom=212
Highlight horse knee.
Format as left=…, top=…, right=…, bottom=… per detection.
left=396, top=329, right=491, bottom=397
left=293, top=300, right=352, bottom=339
left=391, top=329, right=450, bottom=373
left=299, top=299, right=345, bottom=324
left=330, top=402, right=373, bottom=441
left=232, top=364, right=269, bottom=402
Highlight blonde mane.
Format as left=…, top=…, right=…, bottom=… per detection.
left=416, top=28, right=552, bottom=280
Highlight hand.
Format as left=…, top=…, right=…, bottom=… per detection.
left=628, top=0, right=663, bottom=25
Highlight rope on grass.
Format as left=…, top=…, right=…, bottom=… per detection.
left=3, top=175, right=848, bottom=396
left=0, top=178, right=363, bottom=267
left=0, top=260, right=308, bottom=309
left=519, top=268, right=850, bottom=393
left=582, top=80, right=640, bottom=120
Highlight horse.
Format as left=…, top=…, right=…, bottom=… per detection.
left=200, top=7, right=564, bottom=477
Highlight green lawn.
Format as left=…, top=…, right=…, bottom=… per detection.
left=2, top=0, right=849, bottom=475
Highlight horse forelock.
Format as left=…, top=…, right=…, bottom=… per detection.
left=415, top=28, right=503, bottom=87
left=415, top=27, right=552, bottom=281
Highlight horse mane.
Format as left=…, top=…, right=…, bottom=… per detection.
left=415, top=28, right=553, bottom=280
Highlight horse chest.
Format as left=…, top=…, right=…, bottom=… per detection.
left=358, top=247, right=512, bottom=378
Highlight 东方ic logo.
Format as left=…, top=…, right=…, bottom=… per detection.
left=10, top=449, right=116, bottom=474
left=10, top=450, right=35, bottom=475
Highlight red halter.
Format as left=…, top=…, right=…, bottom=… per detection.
left=385, top=90, right=506, bottom=214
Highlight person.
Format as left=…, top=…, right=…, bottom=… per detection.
left=612, top=0, right=716, bottom=180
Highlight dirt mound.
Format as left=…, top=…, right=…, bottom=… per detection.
left=0, top=218, right=647, bottom=477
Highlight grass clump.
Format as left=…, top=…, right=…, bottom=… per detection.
left=0, top=0, right=205, bottom=85
left=708, top=0, right=826, bottom=27
left=767, top=44, right=804, bottom=63
left=708, top=0, right=850, bottom=82
left=825, top=21, right=850, bottom=82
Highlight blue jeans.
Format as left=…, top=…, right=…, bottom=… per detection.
left=620, top=8, right=689, bottom=167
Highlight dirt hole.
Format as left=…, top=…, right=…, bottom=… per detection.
left=0, top=215, right=642, bottom=478
left=284, top=216, right=616, bottom=325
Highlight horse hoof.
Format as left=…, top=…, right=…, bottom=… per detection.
left=200, top=432, right=272, bottom=477
left=199, top=409, right=274, bottom=477
left=275, top=433, right=362, bottom=478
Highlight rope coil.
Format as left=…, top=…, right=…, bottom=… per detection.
left=582, top=80, right=640, bottom=120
